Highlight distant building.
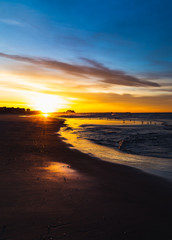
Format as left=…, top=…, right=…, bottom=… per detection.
left=0, top=107, right=25, bottom=114
left=66, top=110, right=75, bottom=113
left=0, top=107, right=38, bottom=115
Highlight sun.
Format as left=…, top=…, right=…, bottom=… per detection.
left=33, top=94, right=66, bottom=113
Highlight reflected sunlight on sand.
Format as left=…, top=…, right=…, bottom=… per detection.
left=41, top=162, right=82, bottom=181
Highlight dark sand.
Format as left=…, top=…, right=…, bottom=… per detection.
left=0, top=115, right=171, bottom=240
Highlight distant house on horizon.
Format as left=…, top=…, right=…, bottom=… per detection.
left=65, top=110, right=75, bottom=114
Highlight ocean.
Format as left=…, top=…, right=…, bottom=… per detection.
left=58, top=113, right=172, bottom=181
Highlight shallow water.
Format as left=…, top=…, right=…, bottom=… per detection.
left=59, top=116, right=172, bottom=181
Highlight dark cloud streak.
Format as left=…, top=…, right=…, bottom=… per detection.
left=0, top=52, right=160, bottom=87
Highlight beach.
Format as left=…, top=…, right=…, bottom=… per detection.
left=59, top=114, right=172, bottom=180
left=0, top=115, right=172, bottom=240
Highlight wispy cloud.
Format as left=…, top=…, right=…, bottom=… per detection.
left=0, top=18, right=23, bottom=26
left=0, top=52, right=160, bottom=87
left=141, top=71, right=172, bottom=80
left=52, top=91, right=172, bottom=112
left=151, top=60, right=172, bottom=68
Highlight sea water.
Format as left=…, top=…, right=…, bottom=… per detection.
left=59, top=113, right=172, bottom=181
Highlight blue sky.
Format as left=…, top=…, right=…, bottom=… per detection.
left=0, top=0, right=171, bottom=112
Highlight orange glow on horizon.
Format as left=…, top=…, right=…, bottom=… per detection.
left=0, top=71, right=171, bottom=113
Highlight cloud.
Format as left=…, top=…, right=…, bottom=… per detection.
left=80, top=57, right=108, bottom=70
left=142, top=71, right=172, bottom=80
left=49, top=90, right=172, bottom=112
left=61, top=91, right=172, bottom=104
left=0, top=52, right=160, bottom=87
left=0, top=18, right=22, bottom=26
left=151, top=60, right=172, bottom=68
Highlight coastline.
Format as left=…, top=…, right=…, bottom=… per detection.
left=0, top=115, right=171, bottom=240
left=60, top=117, right=172, bottom=181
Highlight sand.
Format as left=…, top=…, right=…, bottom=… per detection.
left=0, top=114, right=171, bottom=240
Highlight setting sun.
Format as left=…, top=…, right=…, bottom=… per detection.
left=33, top=94, right=67, bottom=113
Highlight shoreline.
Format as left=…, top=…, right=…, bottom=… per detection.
left=0, top=115, right=171, bottom=240
left=60, top=117, right=172, bottom=181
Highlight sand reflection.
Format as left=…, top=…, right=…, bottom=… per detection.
left=43, top=162, right=81, bottom=181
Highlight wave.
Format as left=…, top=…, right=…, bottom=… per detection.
left=59, top=114, right=172, bottom=180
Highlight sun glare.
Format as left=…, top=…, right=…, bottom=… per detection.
left=33, top=94, right=67, bottom=113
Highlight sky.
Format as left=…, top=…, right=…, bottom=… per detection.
left=0, top=0, right=172, bottom=112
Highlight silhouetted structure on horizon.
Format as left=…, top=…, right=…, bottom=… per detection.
left=65, top=109, right=75, bottom=113
left=0, top=107, right=40, bottom=115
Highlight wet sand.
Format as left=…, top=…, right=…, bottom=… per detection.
left=0, top=115, right=171, bottom=240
